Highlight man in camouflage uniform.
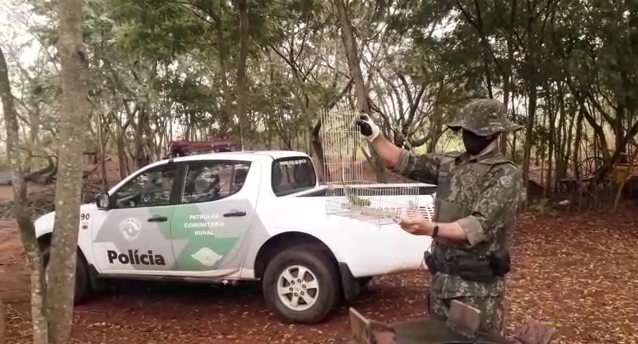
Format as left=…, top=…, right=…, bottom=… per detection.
left=354, top=98, right=526, bottom=333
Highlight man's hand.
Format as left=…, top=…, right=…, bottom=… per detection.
left=396, top=208, right=435, bottom=236
left=352, top=114, right=381, bottom=141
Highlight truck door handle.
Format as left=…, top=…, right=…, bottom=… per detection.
left=223, top=211, right=246, bottom=217
left=147, top=216, right=168, bottom=222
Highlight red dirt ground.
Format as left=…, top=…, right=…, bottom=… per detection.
left=2, top=207, right=638, bottom=344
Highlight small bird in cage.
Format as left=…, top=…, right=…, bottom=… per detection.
left=346, top=191, right=371, bottom=207
left=343, top=185, right=372, bottom=207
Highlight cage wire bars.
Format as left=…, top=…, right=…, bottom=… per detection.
left=321, top=104, right=426, bottom=226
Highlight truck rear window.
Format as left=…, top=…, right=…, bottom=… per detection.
left=272, top=157, right=317, bottom=196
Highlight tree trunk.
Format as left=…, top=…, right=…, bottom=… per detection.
left=333, top=0, right=387, bottom=182
left=310, top=121, right=328, bottom=182
left=614, top=104, right=626, bottom=159
left=133, top=104, right=144, bottom=170
left=0, top=46, right=49, bottom=344
left=116, top=129, right=128, bottom=179
left=98, top=112, right=108, bottom=191
left=522, top=83, right=537, bottom=188
left=213, top=1, right=233, bottom=131
left=235, top=0, right=250, bottom=149
left=521, top=42, right=537, bottom=190
left=0, top=296, right=4, bottom=344
left=46, top=0, right=90, bottom=342
left=500, top=0, right=517, bottom=155
left=613, top=142, right=638, bottom=210
left=557, top=92, right=571, bottom=181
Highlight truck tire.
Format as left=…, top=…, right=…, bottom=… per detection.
left=42, top=246, right=92, bottom=305
left=262, top=245, right=340, bottom=324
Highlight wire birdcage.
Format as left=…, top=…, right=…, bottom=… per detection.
left=321, top=104, right=428, bottom=225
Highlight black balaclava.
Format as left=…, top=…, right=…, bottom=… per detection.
left=462, top=129, right=497, bottom=156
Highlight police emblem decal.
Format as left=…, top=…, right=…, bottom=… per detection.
left=119, top=217, right=142, bottom=241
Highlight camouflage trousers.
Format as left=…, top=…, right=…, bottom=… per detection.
left=426, top=287, right=505, bottom=334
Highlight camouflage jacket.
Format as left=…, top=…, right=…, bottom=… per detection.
left=393, top=149, right=526, bottom=299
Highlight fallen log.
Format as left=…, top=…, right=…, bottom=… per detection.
left=0, top=180, right=104, bottom=220
left=0, top=155, right=57, bottom=186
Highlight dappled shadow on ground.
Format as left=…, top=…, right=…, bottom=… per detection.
left=3, top=206, right=638, bottom=344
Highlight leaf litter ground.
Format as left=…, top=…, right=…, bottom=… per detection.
left=2, top=206, right=638, bottom=344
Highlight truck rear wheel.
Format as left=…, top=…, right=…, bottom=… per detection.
left=262, top=245, right=340, bottom=324
left=42, top=246, right=92, bottom=304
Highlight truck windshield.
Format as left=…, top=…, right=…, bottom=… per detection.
left=271, top=157, right=317, bottom=196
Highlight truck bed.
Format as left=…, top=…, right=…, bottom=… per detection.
left=258, top=183, right=436, bottom=277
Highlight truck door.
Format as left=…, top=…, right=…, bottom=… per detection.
left=170, top=159, right=259, bottom=275
left=91, top=162, right=181, bottom=275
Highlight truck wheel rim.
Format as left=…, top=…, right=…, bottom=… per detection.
left=276, top=264, right=319, bottom=312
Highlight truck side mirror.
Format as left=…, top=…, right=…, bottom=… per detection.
left=95, top=193, right=111, bottom=210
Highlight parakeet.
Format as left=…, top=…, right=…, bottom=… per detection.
left=346, top=189, right=371, bottom=207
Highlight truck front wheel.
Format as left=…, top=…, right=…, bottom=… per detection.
left=262, top=245, right=340, bottom=324
left=42, top=246, right=92, bottom=304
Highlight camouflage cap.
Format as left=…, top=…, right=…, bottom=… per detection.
left=446, top=99, right=522, bottom=137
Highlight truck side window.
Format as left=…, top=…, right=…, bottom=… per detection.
left=181, top=161, right=251, bottom=204
left=272, top=157, right=317, bottom=196
left=113, top=165, right=178, bottom=208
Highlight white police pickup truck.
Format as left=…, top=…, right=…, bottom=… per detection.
left=34, top=151, right=436, bottom=323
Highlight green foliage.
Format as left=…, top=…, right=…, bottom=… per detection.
left=108, top=0, right=207, bottom=59
left=5, top=0, right=638, bottom=191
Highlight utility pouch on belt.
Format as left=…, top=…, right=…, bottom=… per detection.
left=488, top=250, right=511, bottom=276
left=456, top=255, right=495, bottom=283
left=424, top=251, right=437, bottom=274
left=423, top=250, right=510, bottom=283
